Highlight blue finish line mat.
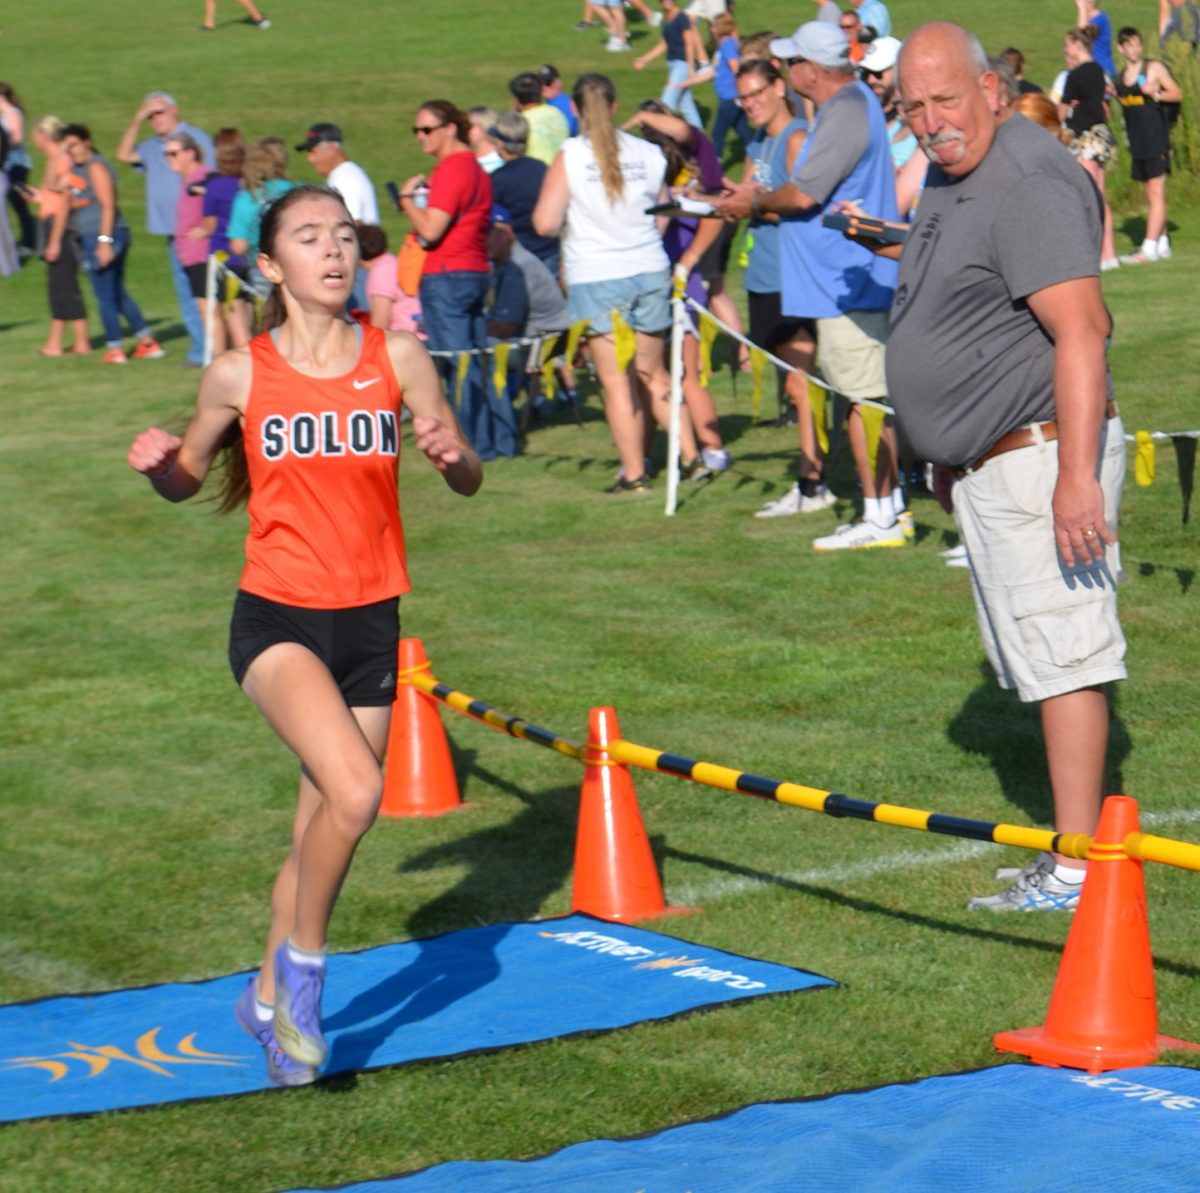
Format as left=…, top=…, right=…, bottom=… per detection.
left=0, top=914, right=833, bottom=1123
left=289, top=1064, right=1200, bottom=1192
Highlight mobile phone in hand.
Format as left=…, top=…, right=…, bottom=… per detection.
left=821, top=211, right=908, bottom=245
left=385, top=181, right=401, bottom=209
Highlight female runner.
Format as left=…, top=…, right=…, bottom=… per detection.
left=127, top=184, right=482, bottom=1084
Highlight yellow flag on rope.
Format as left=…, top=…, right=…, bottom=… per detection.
left=492, top=342, right=511, bottom=399
left=612, top=309, right=637, bottom=373
left=541, top=355, right=558, bottom=402
left=749, top=348, right=768, bottom=423
left=808, top=380, right=829, bottom=455
left=698, top=311, right=719, bottom=388
left=565, top=318, right=590, bottom=368
left=859, top=403, right=886, bottom=476
left=454, top=351, right=471, bottom=406
left=1135, top=430, right=1155, bottom=487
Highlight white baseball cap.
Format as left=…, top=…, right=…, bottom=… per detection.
left=860, top=36, right=902, bottom=74
left=769, top=21, right=850, bottom=67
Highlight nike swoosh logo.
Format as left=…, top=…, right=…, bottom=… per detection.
left=352, top=377, right=381, bottom=390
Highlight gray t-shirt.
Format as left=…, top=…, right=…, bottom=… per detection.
left=886, top=115, right=1106, bottom=467
left=511, top=241, right=570, bottom=336
left=790, top=83, right=870, bottom=205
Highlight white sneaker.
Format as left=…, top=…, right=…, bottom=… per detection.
left=812, top=519, right=907, bottom=552
left=606, top=35, right=631, bottom=51
left=701, top=447, right=730, bottom=472
left=756, top=483, right=802, bottom=518
left=1118, top=249, right=1158, bottom=265
left=967, top=867, right=1082, bottom=912
left=1157, top=239, right=1172, bottom=260
left=755, top=483, right=836, bottom=518
left=994, top=851, right=1054, bottom=884
left=1100, top=258, right=1121, bottom=272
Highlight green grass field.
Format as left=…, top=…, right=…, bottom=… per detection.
left=2, top=1, right=1199, bottom=1189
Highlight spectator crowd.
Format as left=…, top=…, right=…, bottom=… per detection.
left=0, top=0, right=1186, bottom=485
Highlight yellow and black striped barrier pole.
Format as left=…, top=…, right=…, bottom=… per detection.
left=405, top=670, right=1200, bottom=874
left=408, top=671, right=585, bottom=762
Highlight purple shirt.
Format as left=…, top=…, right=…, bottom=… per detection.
left=202, top=173, right=243, bottom=264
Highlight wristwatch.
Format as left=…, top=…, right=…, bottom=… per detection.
left=97, top=234, right=115, bottom=244
left=750, top=193, right=761, bottom=220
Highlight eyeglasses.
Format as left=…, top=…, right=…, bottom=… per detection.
left=735, top=82, right=772, bottom=108
left=412, top=124, right=446, bottom=136
left=786, top=56, right=808, bottom=67
left=839, top=21, right=857, bottom=30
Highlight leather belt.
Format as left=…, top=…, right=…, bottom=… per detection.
left=950, top=401, right=1119, bottom=478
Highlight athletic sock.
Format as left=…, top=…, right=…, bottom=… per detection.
left=864, top=497, right=895, bottom=528
left=891, top=488, right=906, bottom=516
left=286, top=940, right=328, bottom=967
left=1052, top=863, right=1086, bottom=885
left=1157, top=235, right=1170, bottom=255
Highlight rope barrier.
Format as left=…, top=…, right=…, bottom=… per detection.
left=680, top=295, right=894, bottom=415
left=405, top=663, right=1200, bottom=874
left=683, top=295, right=1200, bottom=443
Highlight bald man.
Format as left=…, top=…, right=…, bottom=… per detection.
left=885, top=22, right=1127, bottom=912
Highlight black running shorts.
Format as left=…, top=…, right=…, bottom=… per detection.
left=228, top=590, right=400, bottom=706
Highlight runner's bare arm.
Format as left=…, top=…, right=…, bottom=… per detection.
left=385, top=332, right=483, bottom=496
left=127, top=349, right=251, bottom=501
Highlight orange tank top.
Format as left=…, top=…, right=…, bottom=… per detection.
left=240, top=323, right=410, bottom=608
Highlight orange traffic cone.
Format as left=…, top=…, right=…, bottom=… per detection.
left=379, top=638, right=463, bottom=817
left=570, top=706, right=696, bottom=922
left=994, top=794, right=1197, bottom=1073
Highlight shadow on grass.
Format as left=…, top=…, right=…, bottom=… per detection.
left=660, top=843, right=1200, bottom=978
left=946, top=663, right=1131, bottom=826
left=319, top=751, right=577, bottom=1080
left=1134, top=558, right=1195, bottom=595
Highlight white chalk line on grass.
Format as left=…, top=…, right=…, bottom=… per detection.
left=669, top=807, right=1200, bottom=906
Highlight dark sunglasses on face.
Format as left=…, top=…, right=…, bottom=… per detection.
left=787, top=56, right=808, bottom=66
left=412, top=124, right=445, bottom=136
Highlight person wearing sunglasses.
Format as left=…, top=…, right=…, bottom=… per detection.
left=848, top=0, right=891, bottom=38
left=715, top=21, right=906, bottom=550
left=839, top=11, right=866, bottom=64
left=859, top=36, right=916, bottom=170
left=397, top=101, right=517, bottom=461
left=116, top=92, right=213, bottom=367
left=165, top=132, right=222, bottom=355
left=734, top=61, right=829, bottom=519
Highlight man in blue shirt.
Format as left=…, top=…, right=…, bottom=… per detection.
left=850, top=0, right=891, bottom=38
left=716, top=21, right=907, bottom=548
left=538, top=65, right=579, bottom=136
left=116, top=92, right=214, bottom=367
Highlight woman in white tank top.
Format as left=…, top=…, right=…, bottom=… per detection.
left=535, top=72, right=700, bottom=492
